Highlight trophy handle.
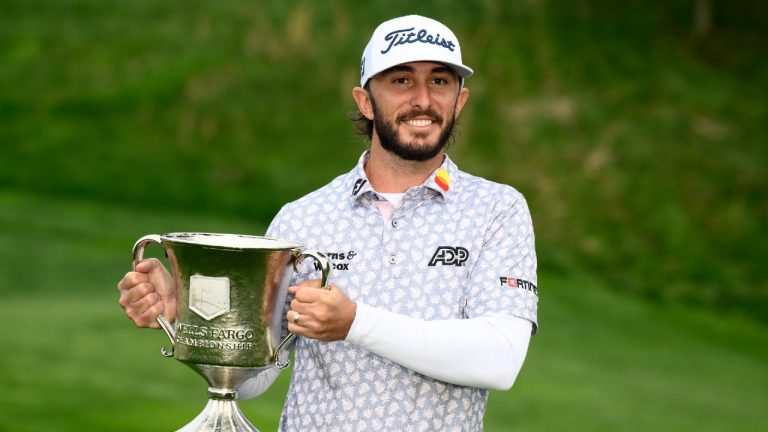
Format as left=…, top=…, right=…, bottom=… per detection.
left=132, top=234, right=176, bottom=358
left=274, top=250, right=331, bottom=369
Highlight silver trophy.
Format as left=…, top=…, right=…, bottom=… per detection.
left=132, top=233, right=329, bottom=432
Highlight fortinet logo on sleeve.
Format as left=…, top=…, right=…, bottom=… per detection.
left=428, top=246, right=469, bottom=266
left=499, top=277, right=538, bottom=295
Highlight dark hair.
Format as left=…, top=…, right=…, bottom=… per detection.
left=349, top=82, right=373, bottom=140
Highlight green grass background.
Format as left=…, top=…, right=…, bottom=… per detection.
left=1, top=0, right=767, bottom=430
left=1, top=190, right=766, bottom=431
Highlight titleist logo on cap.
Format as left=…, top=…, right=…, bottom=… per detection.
left=358, top=15, right=473, bottom=87
left=381, top=27, right=457, bottom=54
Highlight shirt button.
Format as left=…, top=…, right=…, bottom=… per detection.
left=388, top=255, right=396, bottom=264
left=391, top=219, right=399, bottom=228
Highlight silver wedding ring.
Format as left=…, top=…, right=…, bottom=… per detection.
left=292, top=311, right=301, bottom=324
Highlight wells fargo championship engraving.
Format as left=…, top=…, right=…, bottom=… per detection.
left=132, top=233, right=330, bottom=432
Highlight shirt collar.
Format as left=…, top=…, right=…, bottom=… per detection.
left=347, top=152, right=375, bottom=201
left=346, top=151, right=460, bottom=203
left=424, top=154, right=459, bottom=199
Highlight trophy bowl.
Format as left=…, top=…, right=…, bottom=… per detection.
left=131, top=233, right=329, bottom=432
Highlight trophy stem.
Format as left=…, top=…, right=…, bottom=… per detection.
left=176, top=391, right=260, bottom=432
left=129, top=234, right=316, bottom=432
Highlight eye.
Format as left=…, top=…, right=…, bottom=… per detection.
left=392, top=77, right=409, bottom=85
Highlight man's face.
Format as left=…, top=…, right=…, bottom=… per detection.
left=366, top=62, right=469, bottom=161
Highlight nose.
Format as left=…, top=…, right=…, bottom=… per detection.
left=410, top=81, right=431, bottom=109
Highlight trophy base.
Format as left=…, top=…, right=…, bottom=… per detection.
left=177, top=396, right=259, bottom=432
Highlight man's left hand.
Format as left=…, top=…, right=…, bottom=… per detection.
left=287, top=279, right=357, bottom=341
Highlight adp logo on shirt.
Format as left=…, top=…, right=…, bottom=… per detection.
left=428, top=246, right=469, bottom=267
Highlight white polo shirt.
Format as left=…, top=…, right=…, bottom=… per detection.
left=266, top=151, right=538, bottom=431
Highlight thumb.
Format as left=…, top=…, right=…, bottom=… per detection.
left=134, top=257, right=161, bottom=273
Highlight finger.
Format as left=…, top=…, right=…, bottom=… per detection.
left=292, top=285, right=328, bottom=303
left=290, top=298, right=304, bottom=313
left=287, top=280, right=320, bottom=297
left=287, top=315, right=319, bottom=336
left=130, top=302, right=164, bottom=328
left=286, top=309, right=303, bottom=326
left=118, top=282, right=155, bottom=308
left=124, top=292, right=164, bottom=327
left=117, top=271, right=148, bottom=291
left=297, top=278, right=323, bottom=290
left=286, top=311, right=313, bottom=338
left=287, top=321, right=305, bottom=336
left=125, top=291, right=161, bottom=315
left=134, top=257, right=161, bottom=273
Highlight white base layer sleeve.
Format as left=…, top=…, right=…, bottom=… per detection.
left=345, top=302, right=532, bottom=390
left=238, top=366, right=280, bottom=400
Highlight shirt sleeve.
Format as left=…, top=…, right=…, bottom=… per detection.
left=238, top=367, right=281, bottom=400
left=465, top=190, right=538, bottom=333
left=265, top=206, right=287, bottom=239
left=345, top=302, right=532, bottom=390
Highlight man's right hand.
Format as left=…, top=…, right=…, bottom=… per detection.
left=118, top=258, right=176, bottom=328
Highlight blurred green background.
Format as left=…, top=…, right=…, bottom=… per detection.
left=1, top=0, right=766, bottom=431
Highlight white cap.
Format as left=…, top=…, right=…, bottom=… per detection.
left=359, top=15, right=473, bottom=87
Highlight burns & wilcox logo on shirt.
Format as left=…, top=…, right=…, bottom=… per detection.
left=428, top=246, right=468, bottom=267
left=313, top=250, right=357, bottom=271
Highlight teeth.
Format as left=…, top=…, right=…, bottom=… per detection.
left=406, top=119, right=433, bottom=127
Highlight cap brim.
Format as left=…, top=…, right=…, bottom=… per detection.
left=366, top=61, right=474, bottom=86
left=446, top=62, right=473, bottom=79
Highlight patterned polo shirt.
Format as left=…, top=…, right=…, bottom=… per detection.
left=266, top=151, right=538, bottom=432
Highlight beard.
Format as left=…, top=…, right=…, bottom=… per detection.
left=371, top=97, right=457, bottom=162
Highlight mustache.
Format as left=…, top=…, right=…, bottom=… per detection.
left=397, top=109, right=444, bottom=124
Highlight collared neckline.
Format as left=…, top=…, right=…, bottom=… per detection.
left=424, top=155, right=459, bottom=199
left=346, top=151, right=460, bottom=203
left=347, top=152, right=375, bottom=200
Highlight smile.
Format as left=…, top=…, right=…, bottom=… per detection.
left=404, top=119, right=434, bottom=127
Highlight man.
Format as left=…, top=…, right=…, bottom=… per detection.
left=119, top=15, right=538, bottom=431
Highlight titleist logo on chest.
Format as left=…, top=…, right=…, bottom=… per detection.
left=381, top=27, right=457, bottom=54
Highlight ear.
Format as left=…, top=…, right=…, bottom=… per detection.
left=352, top=86, right=374, bottom=120
left=454, top=87, right=470, bottom=119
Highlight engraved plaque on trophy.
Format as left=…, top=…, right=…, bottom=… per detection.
left=131, top=233, right=329, bottom=432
